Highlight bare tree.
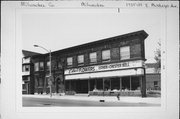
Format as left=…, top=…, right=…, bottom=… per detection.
left=154, top=41, right=161, bottom=73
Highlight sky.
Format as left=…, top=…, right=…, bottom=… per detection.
left=22, top=11, right=161, bottom=63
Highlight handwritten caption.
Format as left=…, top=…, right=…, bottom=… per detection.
left=81, top=2, right=104, bottom=7
left=20, top=1, right=178, bottom=9
left=126, top=2, right=178, bottom=9
left=21, top=2, right=55, bottom=8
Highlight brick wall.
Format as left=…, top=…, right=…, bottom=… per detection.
left=146, top=73, right=161, bottom=90
left=63, top=37, right=143, bottom=69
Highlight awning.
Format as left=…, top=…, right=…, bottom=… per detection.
left=65, top=68, right=144, bottom=80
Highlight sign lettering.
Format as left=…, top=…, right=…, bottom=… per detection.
left=65, top=60, right=144, bottom=75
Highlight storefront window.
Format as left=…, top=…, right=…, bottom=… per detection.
left=39, top=62, right=44, bottom=71
left=102, top=50, right=110, bottom=62
left=78, top=55, right=84, bottom=65
left=67, top=57, right=73, bottom=66
left=89, top=52, right=97, bottom=63
left=120, top=46, right=130, bottom=60
left=34, top=62, right=39, bottom=71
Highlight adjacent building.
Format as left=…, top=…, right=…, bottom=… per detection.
left=146, top=63, right=161, bottom=90
left=23, top=30, right=150, bottom=97
left=22, top=50, right=41, bottom=94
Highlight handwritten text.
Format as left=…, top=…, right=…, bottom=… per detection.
left=81, top=2, right=104, bottom=7
left=21, top=2, right=55, bottom=8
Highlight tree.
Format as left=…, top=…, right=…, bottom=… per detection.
left=154, top=41, right=161, bottom=73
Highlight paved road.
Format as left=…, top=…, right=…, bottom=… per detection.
left=23, top=97, right=160, bottom=107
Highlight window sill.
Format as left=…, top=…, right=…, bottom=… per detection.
left=102, top=60, right=111, bottom=63
left=67, top=65, right=73, bottom=67
left=90, top=62, right=97, bottom=65
left=78, top=64, right=84, bottom=66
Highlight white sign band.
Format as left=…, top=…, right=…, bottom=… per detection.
left=65, top=60, right=144, bottom=75
left=65, top=68, right=144, bottom=80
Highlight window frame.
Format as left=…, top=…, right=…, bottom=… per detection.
left=154, top=81, right=158, bottom=86
left=120, top=46, right=130, bottom=60
left=77, top=54, right=84, bottom=65
left=34, top=62, right=39, bottom=71
left=67, top=57, right=73, bottom=66
left=102, top=49, right=111, bottom=62
left=89, top=52, right=97, bottom=64
left=22, top=65, right=30, bottom=72
left=39, top=62, right=44, bottom=71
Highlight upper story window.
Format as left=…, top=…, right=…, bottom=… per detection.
left=67, top=57, right=73, bottom=66
left=39, top=62, right=44, bottom=71
left=78, top=55, right=84, bottom=65
left=22, top=65, right=30, bottom=72
left=89, top=52, right=97, bottom=63
left=47, top=61, right=50, bottom=70
left=131, top=44, right=141, bottom=58
left=120, top=46, right=130, bottom=60
left=34, top=62, right=39, bottom=71
left=102, top=49, right=110, bottom=62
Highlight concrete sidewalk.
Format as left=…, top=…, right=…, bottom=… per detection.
left=22, top=94, right=161, bottom=105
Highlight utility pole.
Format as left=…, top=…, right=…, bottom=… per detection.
left=34, top=45, right=52, bottom=97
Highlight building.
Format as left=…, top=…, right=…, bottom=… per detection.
left=22, top=50, right=41, bottom=94
left=145, top=63, right=161, bottom=90
left=24, top=30, right=149, bottom=97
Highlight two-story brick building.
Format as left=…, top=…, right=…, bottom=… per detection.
left=27, top=30, right=148, bottom=97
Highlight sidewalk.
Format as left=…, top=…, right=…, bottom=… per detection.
left=22, top=94, right=161, bottom=105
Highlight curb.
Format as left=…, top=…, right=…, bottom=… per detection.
left=22, top=94, right=161, bottom=104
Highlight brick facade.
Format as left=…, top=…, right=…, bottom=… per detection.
left=24, top=30, right=149, bottom=97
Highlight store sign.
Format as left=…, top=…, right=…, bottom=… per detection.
left=65, top=68, right=144, bottom=80
left=65, top=60, right=144, bottom=75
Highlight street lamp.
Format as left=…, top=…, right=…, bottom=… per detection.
left=34, top=45, right=52, bottom=97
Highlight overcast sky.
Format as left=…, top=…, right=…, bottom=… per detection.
left=22, top=11, right=161, bottom=63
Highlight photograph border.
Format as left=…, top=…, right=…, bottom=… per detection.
left=1, top=1, right=179, bottom=119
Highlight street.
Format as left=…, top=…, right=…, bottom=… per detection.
left=23, top=97, right=160, bottom=107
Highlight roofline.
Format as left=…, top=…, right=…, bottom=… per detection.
left=52, top=30, right=148, bottom=55
left=31, top=30, right=148, bottom=56
left=22, top=50, right=42, bottom=58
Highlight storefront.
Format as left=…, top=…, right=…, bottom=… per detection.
left=65, top=60, right=146, bottom=97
